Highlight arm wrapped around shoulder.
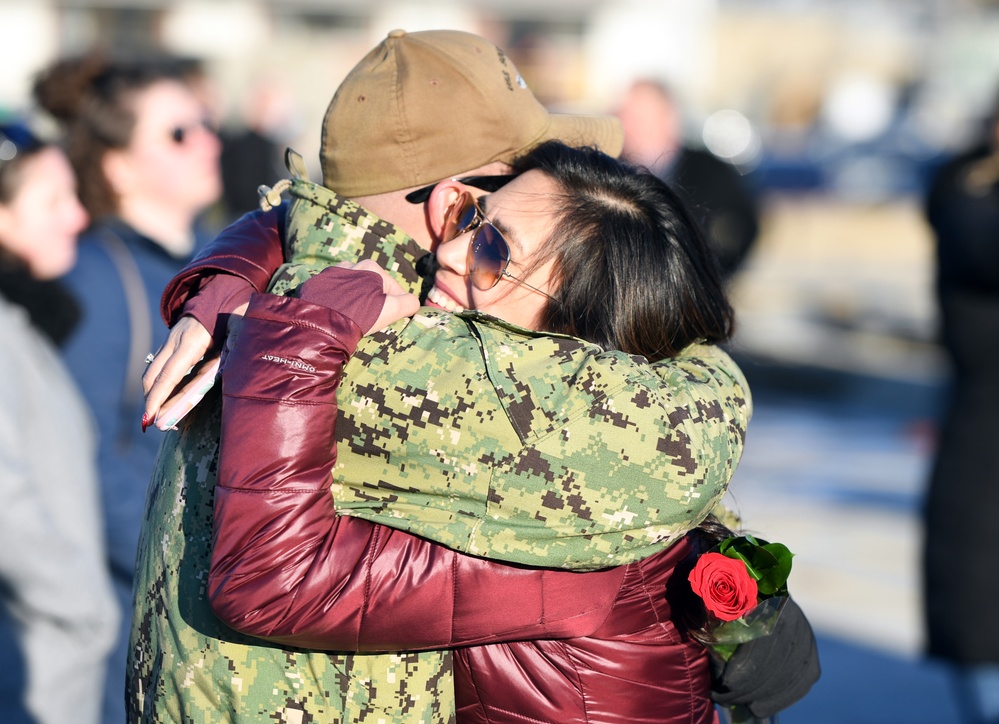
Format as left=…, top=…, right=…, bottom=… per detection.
left=161, top=207, right=286, bottom=327
left=709, top=597, right=820, bottom=718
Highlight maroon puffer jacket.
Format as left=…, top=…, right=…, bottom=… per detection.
left=168, top=210, right=716, bottom=723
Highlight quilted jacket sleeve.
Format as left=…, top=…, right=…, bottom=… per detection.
left=160, top=207, right=286, bottom=327
left=209, top=289, right=625, bottom=653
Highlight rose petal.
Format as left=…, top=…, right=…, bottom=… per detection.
left=688, top=552, right=759, bottom=621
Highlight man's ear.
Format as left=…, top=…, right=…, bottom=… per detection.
left=426, top=180, right=466, bottom=246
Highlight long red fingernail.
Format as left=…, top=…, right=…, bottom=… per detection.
left=141, top=413, right=150, bottom=433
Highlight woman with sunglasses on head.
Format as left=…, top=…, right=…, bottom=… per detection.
left=202, top=140, right=753, bottom=722
left=31, top=52, right=222, bottom=724
left=0, top=120, right=118, bottom=724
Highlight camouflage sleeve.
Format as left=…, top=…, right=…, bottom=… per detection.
left=160, top=207, right=285, bottom=327
left=463, top=332, right=754, bottom=569
left=330, top=316, right=752, bottom=571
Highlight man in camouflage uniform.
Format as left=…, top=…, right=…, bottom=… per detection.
left=128, top=30, right=751, bottom=723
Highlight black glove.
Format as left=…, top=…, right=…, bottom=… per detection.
left=710, top=598, right=821, bottom=718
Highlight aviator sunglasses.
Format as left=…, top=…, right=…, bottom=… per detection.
left=442, top=191, right=555, bottom=300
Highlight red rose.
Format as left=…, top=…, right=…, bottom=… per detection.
left=688, top=552, right=759, bottom=622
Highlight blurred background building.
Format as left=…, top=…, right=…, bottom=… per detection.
left=4, top=1, right=999, bottom=720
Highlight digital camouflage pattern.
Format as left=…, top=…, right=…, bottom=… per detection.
left=128, top=398, right=454, bottom=723
left=273, top=178, right=753, bottom=570
left=127, top=175, right=751, bottom=721
left=127, top=181, right=450, bottom=723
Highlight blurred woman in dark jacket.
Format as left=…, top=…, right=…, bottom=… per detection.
left=32, top=53, right=222, bottom=724
left=923, top=91, right=999, bottom=723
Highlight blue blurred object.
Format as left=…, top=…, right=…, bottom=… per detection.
left=779, top=634, right=962, bottom=724
left=754, top=135, right=944, bottom=198
left=0, top=606, right=34, bottom=724
left=752, top=97, right=947, bottom=199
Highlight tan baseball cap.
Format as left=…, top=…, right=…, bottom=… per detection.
left=321, top=29, right=623, bottom=197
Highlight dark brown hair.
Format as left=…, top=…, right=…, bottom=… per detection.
left=32, top=53, right=193, bottom=218
left=510, top=140, right=735, bottom=362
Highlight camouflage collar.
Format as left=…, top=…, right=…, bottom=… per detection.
left=276, top=177, right=428, bottom=296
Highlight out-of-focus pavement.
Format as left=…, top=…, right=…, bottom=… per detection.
left=724, top=359, right=962, bottom=723
left=720, top=196, right=971, bottom=722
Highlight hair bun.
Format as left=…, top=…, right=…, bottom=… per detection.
left=32, top=52, right=110, bottom=123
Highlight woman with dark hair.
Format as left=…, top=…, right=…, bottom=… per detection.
left=205, top=141, right=746, bottom=722
left=432, top=139, right=734, bottom=358
left=0, top=120, right=117, bottom=724
left=32, top=52, right=222, bottom=723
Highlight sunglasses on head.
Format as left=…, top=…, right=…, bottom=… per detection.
left=169, top=118, right=216, bottom=145
left=405, top=174, right=516, bottom=204
left=442, top=191, right=554, bottom=300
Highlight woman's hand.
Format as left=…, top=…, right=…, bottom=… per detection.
left=298, top=261, right=420, bottom=335
left=340, top=260, right=420, bottom=334
left=141, top=260, right=417, bottom=429
left=141, top=306, right=246, bottom=426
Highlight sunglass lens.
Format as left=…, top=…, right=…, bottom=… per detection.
left=442, top=194, right=477, bottom=241
left=170, top=119, right=215, bottom=145
left=469, top=224, right=510, bottom=290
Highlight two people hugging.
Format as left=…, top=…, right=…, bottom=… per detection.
left=133, top=29, right=818, bottom=724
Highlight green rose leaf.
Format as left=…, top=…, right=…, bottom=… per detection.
left=715, top=536, right=793, bottom=598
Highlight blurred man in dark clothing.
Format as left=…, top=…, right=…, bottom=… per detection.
left=616, top=79, right=759, bottom=278
left=922, top=91, right=999, bottom=724
left=219, top=81, right=298, bottom=222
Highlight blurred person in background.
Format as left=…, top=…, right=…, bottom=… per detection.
left=0, top=118, right=118, bottom=724
left=615, top=78, right=760, bottom=279
left=923, top=87, right=999, bottom=724
left=218, top=79, right=299, bottom=223
left=31, top=52, right=222, bottom=724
